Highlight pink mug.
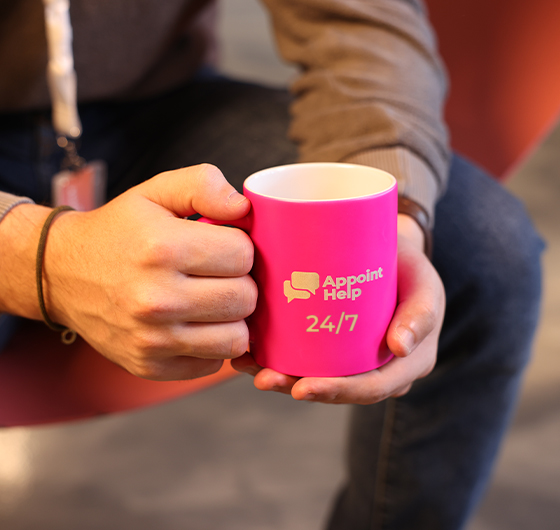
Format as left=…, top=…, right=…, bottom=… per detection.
left=208, top=162, right=397, bottom=377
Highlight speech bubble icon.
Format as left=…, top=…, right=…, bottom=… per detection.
left=284, top=280, right=312, bottom=303
left=291, top=271, right=320, bottom=295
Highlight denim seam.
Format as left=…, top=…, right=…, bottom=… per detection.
left=371, top=397, right=397, bottom=530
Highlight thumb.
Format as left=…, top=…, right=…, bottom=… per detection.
left=386, top=235, right=445, bottom=357
left=139, top=163, right=250, bottom=220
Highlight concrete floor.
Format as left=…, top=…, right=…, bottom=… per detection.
left=1, top=1, right=559, bottom=528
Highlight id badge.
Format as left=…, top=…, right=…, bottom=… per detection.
left=52, top=160, right=107, bottom=211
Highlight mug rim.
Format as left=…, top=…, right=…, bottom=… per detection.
left=243, top=162, right=397, bottom=203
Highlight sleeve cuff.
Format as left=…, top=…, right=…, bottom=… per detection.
left=342, top=147, right=440, bottom=228
left=0, top=191, right=35, bottom=224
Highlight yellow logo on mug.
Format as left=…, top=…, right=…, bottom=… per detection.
left=284, top=271, right=320, bottom=303
left=284, top=268, right=384, bottom=303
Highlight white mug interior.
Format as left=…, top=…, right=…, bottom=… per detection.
left=244, top=162, right=396, bottom=201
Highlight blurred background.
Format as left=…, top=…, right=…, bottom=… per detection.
left=0, top=1, right=559, bottom=529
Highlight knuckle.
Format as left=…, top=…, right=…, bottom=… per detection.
left=237, top=233, right=254, bottom=274
left=420, top=358, right=437, bottom=379
left=129, top=325, right=175, bottom=357
left=415, top=301, right=440, bottom=333
left=194, top=163, right=223, bottom=189
left=131, top=289, right=173, bottom=322
left=241, top=276, right=258, bottom=316
left=202, top=279, right=256, bottom=321
left=141, top=235, right=174, bottom=268
left=221, top=230, right=254, bottom=276
left=229, top=322, right=250, bottom=357
left=212, top=288, right=241, bottom=320
left=197, top=162, right=221, bottom=177
left=137, top=365, right=163, bottom=381
left=129, top=356, right=166, bottom=380
left=192, top=322, right=248, bottom=359
left=126, top=332, right=178, bottom=380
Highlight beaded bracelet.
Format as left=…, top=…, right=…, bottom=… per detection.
left=36, top=205, right=77, bottom=344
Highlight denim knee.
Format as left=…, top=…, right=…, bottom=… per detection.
left=433, top=155, right=544, bottom=372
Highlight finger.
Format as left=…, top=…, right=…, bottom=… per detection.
left=140, top=163, right=250, bottom=221
left=123, top=320, right=250, bottom=372
left=290, top=372, right=385, bottom=404
left=115, top=197, right=254, bottom=278
left=135, top=275, right=257, bottom=324
left=230, top=352, right=263, bottom=376
left=175, top=220, right=254, bottom=277
left=172, top=320, right=251, bottom=359
left=289, top=350, right=433, bottom=405
left=131, top=356, right=226, bottom=382
left=179, top=275, right=258, bottom=322
left=253, top=368, right=301, bottom=395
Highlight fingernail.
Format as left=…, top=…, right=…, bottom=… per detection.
left=302, top=393, right=317, bottom=401
left=395, top=325, right=416, bottom=355
left=227, top=190, right=248, bottom=207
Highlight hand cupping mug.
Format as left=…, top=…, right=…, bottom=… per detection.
left=209, top=163, right=398, bottom=377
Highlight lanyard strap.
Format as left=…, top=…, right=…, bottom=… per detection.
left=42, top=0, right=82, bottom=140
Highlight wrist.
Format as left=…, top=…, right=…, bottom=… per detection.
left=0, top=203, right=52, bottom=320
left=398, top=213, right=425, bottom=252
left=397, top=196, right=433, bottom=258
left=36, top=206, right=78, bottom=341
left=40, top=208, right=79, bottom=329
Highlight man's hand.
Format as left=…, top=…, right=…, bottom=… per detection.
left=232, top=214, right=445, bottom=404
left=37, top=164, right=257, bottom=380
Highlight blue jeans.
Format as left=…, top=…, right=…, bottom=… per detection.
left=0, top=76, right=544, bottom=529
left=327, top=155, right=544, bottom=530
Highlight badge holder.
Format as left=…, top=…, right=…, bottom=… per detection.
left=51, top=138, right=106, bottom=211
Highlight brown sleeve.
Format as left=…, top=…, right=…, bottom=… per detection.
left=261, top=0, right=450, bottom=225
